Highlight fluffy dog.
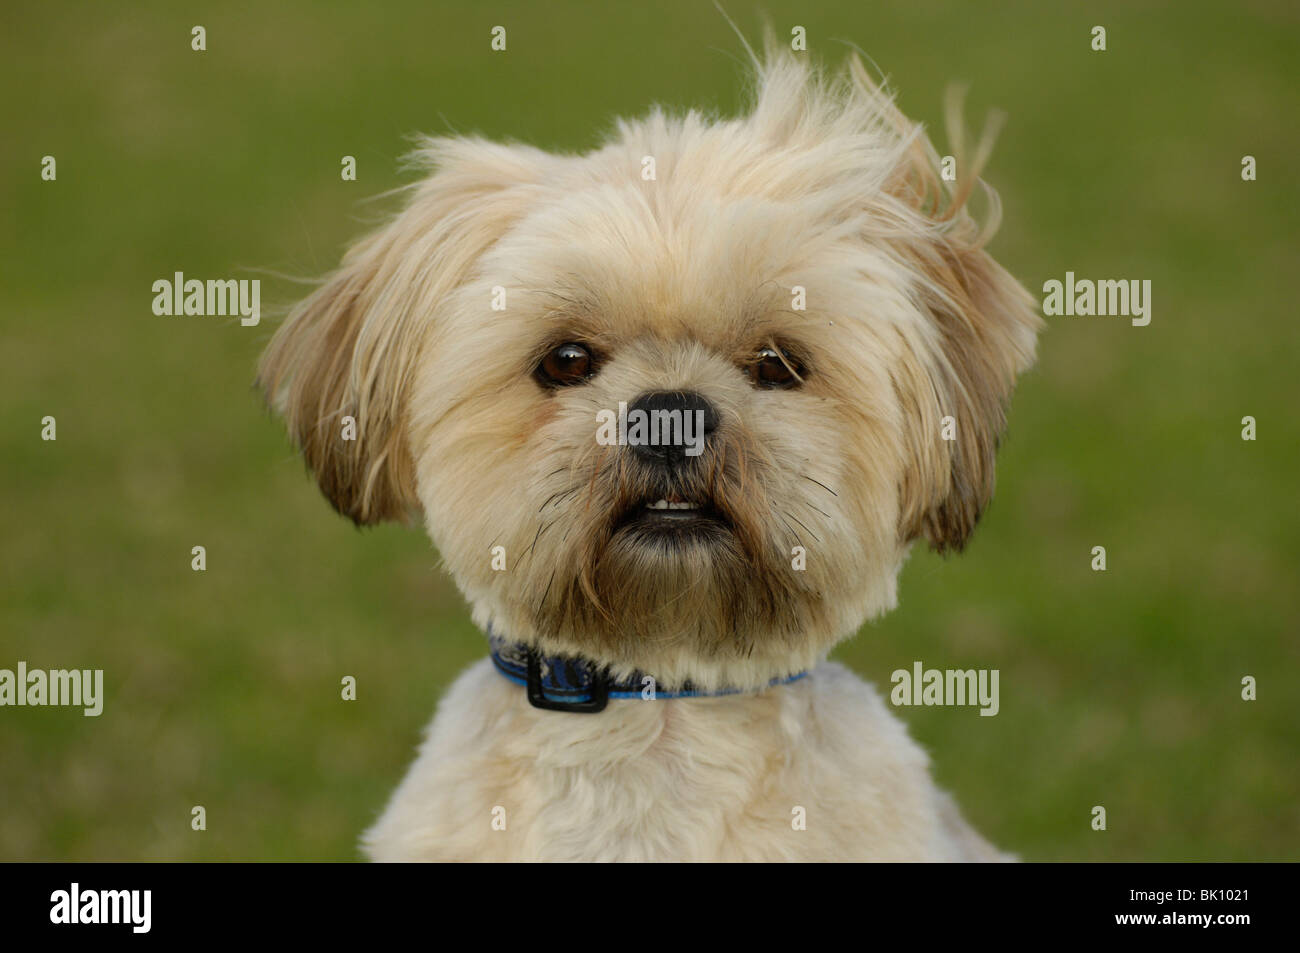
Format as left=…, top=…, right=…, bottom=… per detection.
left=259, top=45, right=1041, bottom=861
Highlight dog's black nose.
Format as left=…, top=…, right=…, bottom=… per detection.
left=626, top=390, right=718, bottom=467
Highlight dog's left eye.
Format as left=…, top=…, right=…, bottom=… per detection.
left=749, top=346, right=804, bottom=389
left=536, top=342, right=595, bottom=387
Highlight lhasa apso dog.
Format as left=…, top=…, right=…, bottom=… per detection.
left=260, top=44, right=1041, bottom=861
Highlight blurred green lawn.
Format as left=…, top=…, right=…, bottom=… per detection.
left=2, top=0, right=1296, bottom=860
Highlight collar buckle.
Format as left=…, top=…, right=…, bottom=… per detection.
left=525, top=646, right=609, bottom=713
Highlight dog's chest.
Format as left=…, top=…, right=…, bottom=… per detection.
left=365, top=659, right=960, bottom=861
left=511, top=699, right=800, bottom=861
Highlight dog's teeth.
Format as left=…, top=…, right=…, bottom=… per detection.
left=645, top=499, right=700, bottom=511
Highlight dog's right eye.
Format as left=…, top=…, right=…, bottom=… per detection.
left=536, top=343, right=595, bottom=387
left=749, top=346, right=805, bottom=389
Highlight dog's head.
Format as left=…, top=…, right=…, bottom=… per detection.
left=259, top=49, right=1041, bottom=688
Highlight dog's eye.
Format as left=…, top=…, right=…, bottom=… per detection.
left=536, top=343, right=594, bottom=387
left=749, top=346, right=804, bottom=389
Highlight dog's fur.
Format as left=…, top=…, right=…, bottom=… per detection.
left=260, top=45, right=1041, bottom=861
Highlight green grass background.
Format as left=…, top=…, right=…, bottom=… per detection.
left=2, top=1, right=1296, bottom=861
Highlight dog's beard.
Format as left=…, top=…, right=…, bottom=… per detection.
left=529, top=444, right=825, bottom=661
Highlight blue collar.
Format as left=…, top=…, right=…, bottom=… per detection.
left=487, top=628, right=808, bottom=713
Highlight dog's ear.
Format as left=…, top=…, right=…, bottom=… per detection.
left=857, top=73, right=1042, bottom=553
left=897, top=241, right=1041, bottom=553
left=258, top=138, right=549, bottom=524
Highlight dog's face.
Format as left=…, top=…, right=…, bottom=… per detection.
left=260, top=53, right=1041, bottom=688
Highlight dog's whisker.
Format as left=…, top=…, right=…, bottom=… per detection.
left=783, top=511, right=820, bottom=544
left=516, top=518, right=554, bottom=571
left=777, top=514, right=803, bottom=549
left=802, top=475, right=839, bottom=497
left=539, top=483, right=582, bottom=512
left=537, top=568, right=556, bottom=614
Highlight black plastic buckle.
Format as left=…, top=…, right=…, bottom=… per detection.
left=525, top=648, right=609, bottom=713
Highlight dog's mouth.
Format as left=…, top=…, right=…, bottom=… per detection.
left=613, top=491, right=732, bottom=539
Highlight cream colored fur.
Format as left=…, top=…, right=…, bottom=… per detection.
left=363, top=660, right=1006, bottom=861
left=259, top=44, right=1041, bottom=862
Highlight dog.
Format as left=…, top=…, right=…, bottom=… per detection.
left=258, top=44, right=1041, bottom=861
